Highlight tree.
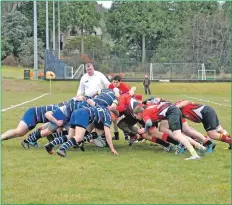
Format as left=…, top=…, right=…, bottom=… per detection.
left=2, top=10, right=32, bottom=57
left=18, top=37, right=44, bottom=67
left=66, top=2, right=101, bottom=54
left=106, top=2, right=172, bottom=65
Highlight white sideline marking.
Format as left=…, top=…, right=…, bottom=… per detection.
left=159, top=80, right=170, bottom=82
left=1, top=93, right=50, bottom=112
left=184, top=95, right=231, bottom=108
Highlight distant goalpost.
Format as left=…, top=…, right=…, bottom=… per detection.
left=149, top=63, right=216, bottom=81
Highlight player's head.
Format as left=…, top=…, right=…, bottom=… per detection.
left=113, top=87, right=120, bottom=98
left=144, top=74, right=148, bottom=78
left=133, top=104, right=145, bottom=120
left=129, top=87, right=136, bottom=96
left=112, top=75, right=122, bottom=88
left=85, top=63, right=95, bottom=76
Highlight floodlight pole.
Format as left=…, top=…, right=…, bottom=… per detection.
left=33, top=1, right=38, bottom=80
left=46, top=0, right=49, bottom=50
left=53, top=1, right=55, bottom=52
left=58, top=1, right=60, bottom=59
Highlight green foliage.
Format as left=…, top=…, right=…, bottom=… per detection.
left=18, top=37, right=45, bottom=67
left=2, top=10, right=32, bottom=57
left=106, top=2, right=230, bottom=73
left=1, top=37, right=14, bottom=59
left=64, top=35, right=111, bottom=61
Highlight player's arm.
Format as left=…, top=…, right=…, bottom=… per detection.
left=76, top=77, right=85, bottom=97
left=175, top=100, right=191, bottom=108
left=87, top=98, right=96, bottom=107
left=143, top=115, right=152, bottom=132
left=104, top=125, right=119, bottom=155
left=45, top=110, right=63, bottom=126
left=76, top=95, right=86, bottom=101
left=108, top=99, right=119, bottom=116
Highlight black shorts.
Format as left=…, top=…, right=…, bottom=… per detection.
left=201, top=106, right=219, bottom=131
left=137, top=120, right=158, bottom=128
left=94, top=122, right=104, bottom=130
left=118, top=113, right=137, bottom=127
left=166, top=106, right=182, bottom=131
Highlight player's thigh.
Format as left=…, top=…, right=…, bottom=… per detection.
left=202, top=106, right=219, bottom=131
left=16, top=121, right=30, bottom=135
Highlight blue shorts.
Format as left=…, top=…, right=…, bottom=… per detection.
left=21, top=108, right=37, bottom=130
left=69, top=108, right=90, bottom=129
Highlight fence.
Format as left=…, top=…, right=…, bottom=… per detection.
left=45, top=48, right=231, bottom=80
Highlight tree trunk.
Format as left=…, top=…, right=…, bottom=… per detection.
left=142, top=33, right=146, bottom=66
left=81, top=26, right=84, bottom=55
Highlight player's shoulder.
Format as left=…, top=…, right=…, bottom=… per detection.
left=108, top=83, right=114, bottom=89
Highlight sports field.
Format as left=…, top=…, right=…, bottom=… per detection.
left=1, top=68, right=231, bottom=204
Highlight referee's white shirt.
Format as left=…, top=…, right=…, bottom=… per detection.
left=77, top=71, right=110, bottom=97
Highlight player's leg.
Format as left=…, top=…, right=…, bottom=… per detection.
left=1, top=121, right=30, bottom=141
left=141, top=131, right=174, bottom=152
left=2, top=107, right=36, bottom=141
left=44, top=127, right=74, bottom=154
left=167, top=106, right=200, bottom=160
left=202, top=106, right=231, bottom=149
left=56, top=109, right=89, bottom=157
left=112, top=120, right=120, bottom=140
left=182, top=120, right=215, bottom=152
left=148, top=126, right=180, bottom=146
left=21, top=122, right=55, bottom=149
left=117, top=118, right=137, bottom=143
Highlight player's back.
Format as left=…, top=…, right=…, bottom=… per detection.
left=87, top=106, right=112, bottom=127
left=94, top=89, right=117, bottom=108
left=35, top=105, right=58, bottom=123
left=177, top=101, right=204, bottom=123
left=143, top=102, right=173, bottom=122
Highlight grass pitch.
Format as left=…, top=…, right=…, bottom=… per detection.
left=1, top=67, right=231, bottom=204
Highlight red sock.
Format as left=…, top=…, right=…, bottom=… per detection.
left=161, top=133, right=168, bottom=142
left=221, top=134, right=231, bottom=144
left=152, top=137, right=157, bottom=143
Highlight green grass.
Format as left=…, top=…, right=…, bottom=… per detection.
left=1, top=69, right=231, bottom=204
left=1, top=65, right=44, bottom=79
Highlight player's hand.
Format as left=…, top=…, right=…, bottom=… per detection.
left=107, top=106, right=114, bottom=111
left=56, top=120, right=63, bottom=127
left=111, top=149, right=119, bottom=155
left=138, top=128, right=146, bottom=135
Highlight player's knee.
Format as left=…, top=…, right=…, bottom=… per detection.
left=15, top=129, right=24, bottom=136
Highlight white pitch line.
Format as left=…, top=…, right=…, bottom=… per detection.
left=183, top=95, right=231, bottom=108
left=1, top=93, right=50, bottom=112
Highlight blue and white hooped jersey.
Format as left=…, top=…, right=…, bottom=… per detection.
left=93, top=89, right=117, bottom=108
left=59, top=99, right=88, bottom=119
left=35, top=105, right=59, bottom=123
left=86, top=106, right=112, bottom=128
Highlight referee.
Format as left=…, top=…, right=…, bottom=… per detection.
left=76, top=62, right=110, bottom=98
